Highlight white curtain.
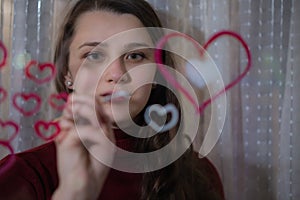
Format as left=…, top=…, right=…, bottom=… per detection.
left=0, top=0, right=56, bottom=154
left=0, top=0, right=299, bottom=199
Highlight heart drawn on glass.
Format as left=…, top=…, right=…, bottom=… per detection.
left=48, top=92, right=68, bottom=111
left=25, top=60, right=56, bottom=84
left=0, top=41, right=8, bottom=69
left=34, top=120, right=61, bottom=141
left=0, top=119, right=19, bottom=169
left=0, top=119, right=19, bottom=142
left=0, top=141, right=15, bottom=174
left=144, top=104, right=179, bottom=133
left=155, top=30, right=252, bottom=114
left=12, top=92, right=42, bottom=116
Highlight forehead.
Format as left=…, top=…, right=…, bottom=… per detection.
left=71, top=11, right=153, bottom=48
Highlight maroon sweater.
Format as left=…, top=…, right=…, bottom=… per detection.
left=0, top=131, right=224, bottom=200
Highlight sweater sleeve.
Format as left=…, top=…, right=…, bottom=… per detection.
left=0, top=142, right=58, bottom=200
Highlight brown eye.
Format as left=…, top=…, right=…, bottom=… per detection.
left=125, top=52, right=146, bottom=62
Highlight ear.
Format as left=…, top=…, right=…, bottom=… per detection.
left=64, top=71, right=73, bottom=90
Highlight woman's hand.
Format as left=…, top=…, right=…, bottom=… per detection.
left=52, top=94, right=115, bottom=200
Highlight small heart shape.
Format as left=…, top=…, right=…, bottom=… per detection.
left=25, top=60, right=56, bottom=84
left=144, top=104, right=179, bottom=133
left=0, top=119, right=19, bottom=142
left=34, top=121, right=61, bottom=141
left=48, top=92, right=68, bottom=111
left=0, top=41, right=8, bottom=69
left=155, top=30, right=252, bottom=114
left=12, top=92, right=42, bottom=116
left=0, top=87, right=7, bottom=104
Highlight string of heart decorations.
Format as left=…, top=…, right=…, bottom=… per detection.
left=0, top=30, right=252, bottom=173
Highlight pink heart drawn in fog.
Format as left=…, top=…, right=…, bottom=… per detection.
left=34, top=121, right=61, bottom=141
left=48, top=92, right=68, bottom=111
left=155, top=30, right=252, bottom=114
left=0, top=119, right=19, bottom=174
left=0, top=41, right=8, bottom=69
left=0, top=141, right=15, bottom=175
left=0, top=119, right=19, bottom=142
left=12, top=92, right=42, bottom=116
left=0, top=87, right=7, bottom=104
left=25, top=60, right=56, bottom=84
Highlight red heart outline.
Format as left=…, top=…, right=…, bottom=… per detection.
left=155, top=30, right=252, bottom=114
left=0, top=141, right=14, bottom=154
left=12, top=92, right=42, bottom=116
left=0, top=119, right=19, bottom=142
left=48, top=92, right=68, bottom=111
left=0, top=141, right=15, bottom=175
left=34, top=120, right=61, bottom=141
left=0, top=119, right=18, bottom=173
left=0, top=41, right=8, bottom=69
left=0, top=87, right=7, bottom=104
left=25, top=60, right=56, bottom=84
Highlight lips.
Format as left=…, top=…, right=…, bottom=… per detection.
left=101, top=90, right=131, bottom=103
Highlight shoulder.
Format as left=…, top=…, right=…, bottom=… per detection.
left=17, top=141, right=57, bottom=162
left=192, top=152, right=225, bottom=199
left=0, top=142, right=58, bottom=200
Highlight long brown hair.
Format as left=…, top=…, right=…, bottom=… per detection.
left=54, top=0, right=222, bottom=199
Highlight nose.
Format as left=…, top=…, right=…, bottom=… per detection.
left=104, top=58, right=128, bottom=83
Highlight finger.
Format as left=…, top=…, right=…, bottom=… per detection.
left=55, top=129, right=68, bottom=144
left=74, top=126, right=116, bottom=164
left=70, top=94, right=107, bottom=120
left=73, top=112, right=114, bottom=143
left=95, top=96, right=111, bottom=125
left=70, top=94, right=95, bottom=106
left=62, top=94, right=97, bottom=125
left=72, top=102, right=101, bottom=127
left=61, top=100, right=75, bottom=121
left=58, top=125, right=114, bottom=151
left=70, top=94, right=110, bottom=128
left=59, top=117, right=73, bottom=130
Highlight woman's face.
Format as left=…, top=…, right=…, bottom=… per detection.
left=68, top=11, right=156, bottom=127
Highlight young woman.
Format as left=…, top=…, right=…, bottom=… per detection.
left=0, top=0, right=224, bottom=199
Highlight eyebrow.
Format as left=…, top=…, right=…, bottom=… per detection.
left=78, top=42, right=107, bottom=49
left=78, top=41, right=151, bottom=50
left=123, top=42, right=151, bottom=50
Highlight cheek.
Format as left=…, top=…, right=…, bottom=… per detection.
left=71, top=69, right=99, bottom=93
left=129, top=66, right=156, bottom=108
left=129, top=84, right=153, bottom=115
left=69, top=56, right=105, bottom=93
left=134, top=84, right=152, bottom=101
left=129, top=65, right=156, bottom=87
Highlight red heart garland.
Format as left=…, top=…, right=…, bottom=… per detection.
left=0, top=41, right=8, bottom=69
left=34, top=120, right=61, bottom=141
left=12, top=92, right=42, bottom=116
left=0, top=87, right=7, bottom=104
left=25, top=60, right=56, bottom=84
left=0, top=119, right=19, bottom=142
left=155, top=30, right=252, bottom=114
left=48, top=92, right=68, bottom=111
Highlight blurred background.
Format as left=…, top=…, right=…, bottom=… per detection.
left=0, top=0, right=299, bottom=199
